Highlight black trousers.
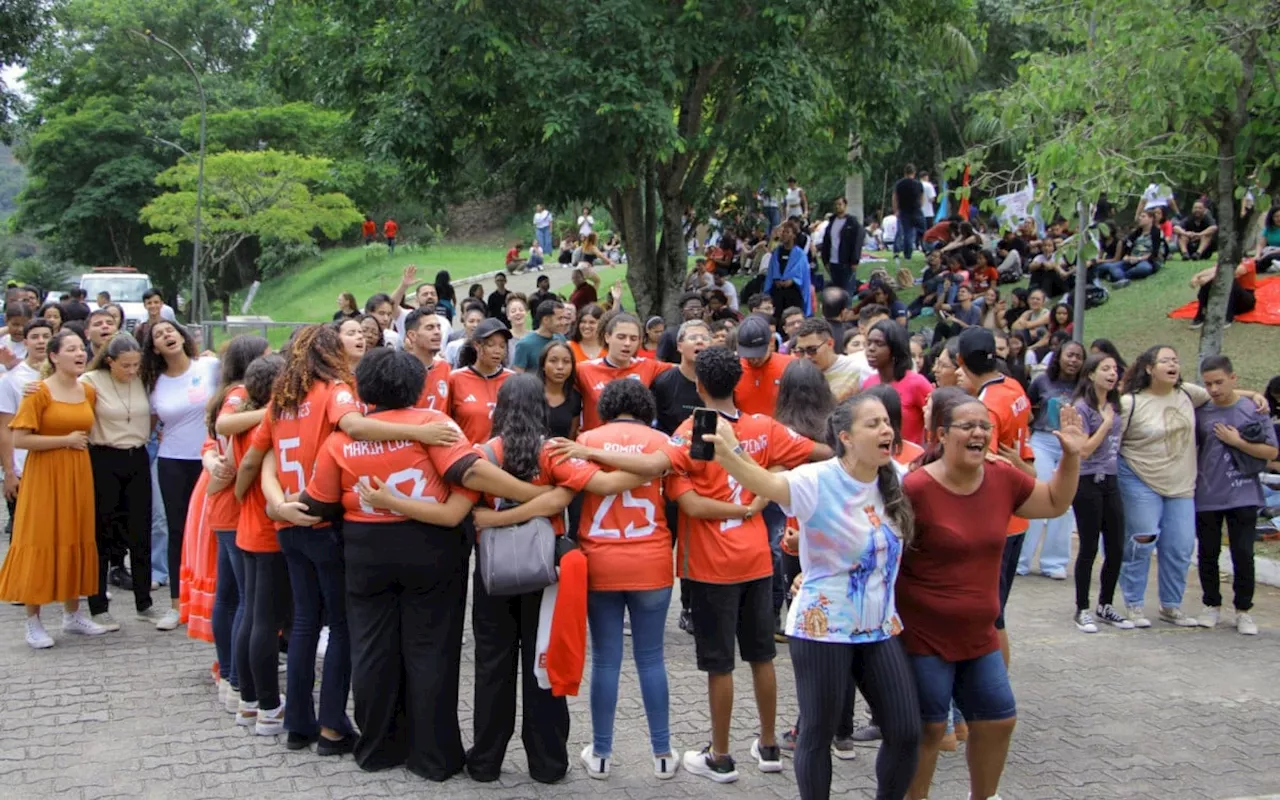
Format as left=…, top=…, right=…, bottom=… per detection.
left=1072, top=474, right=1124, bottom=611
left=791, top=636, right=920, bottom=800
left=157, top=457, right=203, bottom=601
left=1196, top=507, right=1258, bottom=611
left=237, top=550, right=290, bottom=711
left=1194, top=281, right=1255, bottom=323
left=345, top=521, right=467, bottom=781
left=468, top=564, right=569, bottom=783
left=88, top=446, right=152, bottom=615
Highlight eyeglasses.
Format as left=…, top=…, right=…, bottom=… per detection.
left=792, top=345, right=825, bottom=357
left=1156, top=357, right=1180, bottom=365
left=948, top=421, right=994, bottom=433
left=682, top=334, right=711, bottom=344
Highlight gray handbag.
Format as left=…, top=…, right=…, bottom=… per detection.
left=475, top=444, right=559, bottom=596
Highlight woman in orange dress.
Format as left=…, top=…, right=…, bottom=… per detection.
left=0, top=330, right=109, bottom=648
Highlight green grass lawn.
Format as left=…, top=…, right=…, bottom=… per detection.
left=239, top=241, right=1276, bottom=388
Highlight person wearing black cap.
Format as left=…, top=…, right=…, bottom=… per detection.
left=955, top=327, right=1035, bottom=668
left=448, top=318, right=516, bottom=443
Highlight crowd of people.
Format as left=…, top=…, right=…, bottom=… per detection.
left=0, top=175, right=1278, bottom=800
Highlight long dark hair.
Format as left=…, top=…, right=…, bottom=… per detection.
left=141, top=320, right=197, bottom=392
left=1266, top=375, right=1280, bottom=418
left=572, top=303, right=605, bottom=344
left=824, top=393, right=914, bottom=544
left=1071, top=353, right=1121, bottom=412
left=434, top=270, right=456, bottom=304
left=1121, top=343, right=1179, bottom=395
left=206, top=335, right=269, bottom=437
left=491, top=373, right=549, bottom=482
left=537, top=340, right=579, bottom=394
left=871, top=319, right=912, bottom=382
left=1045, top=339, right=1085, bottom=383
left=775, top=359, right=835, bottom=440
left=1089, top=338, right=1127, bottom=373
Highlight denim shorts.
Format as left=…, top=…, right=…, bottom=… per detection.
left=910, top=648, right=1016, bottom=724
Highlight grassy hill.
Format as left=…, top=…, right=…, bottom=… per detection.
left=242, top=241, right=1277, bottom=388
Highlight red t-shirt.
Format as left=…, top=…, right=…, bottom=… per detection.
left=383, top=220, right=399, bottom=238
left=970, top=266, right=1000, bottom=293
left=899, top=461, right=1035, bottom=661
left=978, top=374, right=1033, bottom=535
left=479, top=438, right=599, bottom=535
left=735, top=353, right=792, bottom=417
left=861, top=371, right=933, bottom=445
left=235, top=422, right=278, bottom=553
left=574, top=357, right=672, bottom=432
left=575, top=421, right=677, bottom=591
left=249, top=381, right=362, bottom=528
left=1239, top=258, right=1258, bottom=291
left=505, top=247, right=520, bottom=265
left=207, top=386, right=247, bottom=531
left=569, top=284, right=598, bottom=310
left=362, top=220, right=376, bottom=237
left=667, top=412, right=814, bottom=584
left=923, top=221, right=953, bottom=244
left=417, top=358, right=451, bottom=412
left=306, top=408, right=476, bottom=523
left=447, top=367, right=512, bottom=443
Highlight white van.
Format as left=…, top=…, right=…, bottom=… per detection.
left=71, top=267, right=155, bottom=331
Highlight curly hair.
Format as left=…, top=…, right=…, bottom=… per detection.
left=355, top=348, right=426, bottom=410
left=140, top=321, right=198, bottom=392
left=271, top=324, right=354, bottom=420
left=490, top=373, right=549, bottom=482
left=597, top=377, right=656, bottom=425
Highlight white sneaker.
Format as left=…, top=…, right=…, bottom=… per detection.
left=317, top=626, right=330, bottom=660
left=1126, top=606, right=1152, bottom=628
left=155, top=608, right=181, bottom=631
left=1043, top=568, right=1068, bottom=580
left=91, top=612, right=122, bottom=632
left=682, top=745, right=739, bottom=783
left=580, top=743, right=610, bottom=779
left=1073, top=610, right=1098, bottom=633
left=653, top=748, right=679, bottom=779
left=225, top=687, right=241, bottom=714
left=1198, top=606, right=1221, bottom=628
left=218, top=678, right=230, bottom=705
left=255, top=701, right=285, bottom=736
left=62, top=611, right=109, bottom=636
left=1236, top=612, right=1258, bottom=636
left=1159, top=606, right=1198, bottom=627
left=236, top=700, right=259, bottom=727
left=750, top=738, right=783, bottom=773
left=136, top=605, right=167, bottom=623
left=25, top=617, right=54, bottom=649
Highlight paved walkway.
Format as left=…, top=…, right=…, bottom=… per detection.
left=2, top=532, right=1280, bottom=799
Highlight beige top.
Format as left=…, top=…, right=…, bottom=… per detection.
left=82, top=370, right=151, bottom=448
left=1118, top=382, right=1209, bottom=498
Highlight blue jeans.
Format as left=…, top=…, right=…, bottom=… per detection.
left=764, top=206, right=781, bottom=236
left=910, top=648, right=1016, bottom=724
left=147, top=439, right=169, bottom=585
left=1097, top=259, right=1157, bottom=281
left=586, top=587, right=672, bottom=757
left=896, top=214, right=927, bottom=260
left=535, top=226, right=552, bottom=255
left=762, top=503, right=787, bottom=615
left=1117, top=458, right=1196, bottom=609
left=277, top=525, right=354, bottom=738
left=1019, top=431, right=1074, bottom=576
left=213, top=530, right=246, bottom=687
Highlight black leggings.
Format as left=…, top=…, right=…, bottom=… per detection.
left=156, top=457, right=203, bottom=600
left=1072, top=474, right=1124, bottom=610
left=790, top=636, right=920, bottom=800
left=87, top=445, right=152, bottom=615
left=236, top=550, right=290, bottom=711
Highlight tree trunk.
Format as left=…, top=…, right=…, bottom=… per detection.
left=611, top=165, right=687, bottom=320
left=845, top=132, right=865, bottom=222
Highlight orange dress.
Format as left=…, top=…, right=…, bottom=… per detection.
left=0, top=382, right=99, bottom=604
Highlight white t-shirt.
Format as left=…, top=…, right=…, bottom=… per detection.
left=823, top=354, right=872, bottom=401
left=881, top=215, right=899, bottom=244
left=1142, top=183, right=1173, bottom=210
left=534, top=210, right=553, bottom=230
left=0, top=362, right=40, bottom=477
left=150, top=356, right=220, bottom=460
left=921, top=181, right=937, bottom=217
left=0, top=335, right=28, bottom=375
left=578, top=215, right=595, bottom=237
left=782, top=459, right=903, bottom=644
left=716, top=280, right=740, bottom=311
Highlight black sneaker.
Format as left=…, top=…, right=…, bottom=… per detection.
left=851, top=724, right=881, bottom=742
left=317, top=733, right=355, bottom=756
left=109, top=566, right=134, bottom=590
left=682, top=745, right=738, bottom=783
left=286, top=732, right=318, bottom=751
left=1189, top=319, right=1204, bottom=330
left=751, top=738, right=783, bottom=773
left=678, top=609, right=695, bottom=635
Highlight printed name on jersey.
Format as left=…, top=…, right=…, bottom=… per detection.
left=342, top=439, right=418, bottom=458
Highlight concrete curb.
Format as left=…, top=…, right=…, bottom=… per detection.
left=1220, top=548, right=1280, bottom=588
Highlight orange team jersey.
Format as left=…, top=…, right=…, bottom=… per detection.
left=307, top=408, right=477, bottom=523
left=735, top=352, right=792, bottom=417
left=667, top=412, right=815, bottom=584
left=383, top=220, right=398, bottom=238
left=575, top=421, right=679, bottom=591
left=234, top=422, right=278, bottom=553
left=249, top=381, right=362, bottom=527
left=362, top=220, right=376, bottom=237
left=978, top=375, right=1034, bottom=535
left=480, top=438, right=600, bottom=535
left=574, top=357, right=673, bottom=431
left=417, top=358, right=452, bottom=412
left=206, top=385, right=248, bottom=531
left=447, top=367, right=513, bottom=443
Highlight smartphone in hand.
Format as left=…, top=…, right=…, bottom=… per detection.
left=690, top=408, right=718, bottom=461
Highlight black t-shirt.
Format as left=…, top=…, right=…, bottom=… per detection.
left=651, top=367, right=701, bottom=435
left=1181, top=213, right=1216, bottom=233
left=657, top=326, right=681, bottom=364
left=547, top=390, right=584, bottom=439
left=894, top=177, right=924, bottom=217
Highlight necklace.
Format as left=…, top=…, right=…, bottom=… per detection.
left=110, top=375, right=136, bottom=425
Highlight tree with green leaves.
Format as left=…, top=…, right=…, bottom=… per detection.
left=284, top=0, right=973, bottom=318
left=0, top=0, right=45, bottom=135
left=140, top=149, right=363, bottom=296
left=964, top=0, right=1280, bottom=363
